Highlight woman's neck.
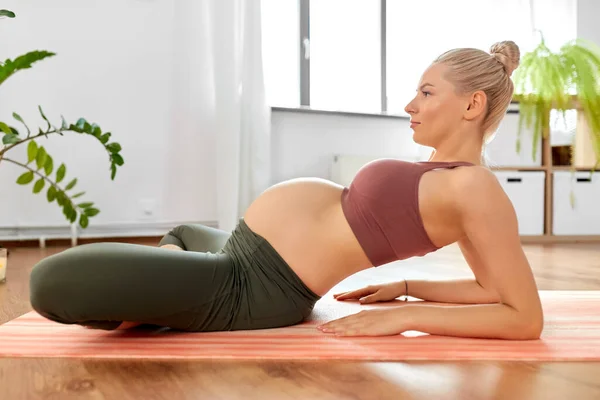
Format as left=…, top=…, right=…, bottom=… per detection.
left=428, top=128, right=484, bottom=165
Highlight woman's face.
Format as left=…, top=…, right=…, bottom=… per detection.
left=404, top=63, right=469, bottom=148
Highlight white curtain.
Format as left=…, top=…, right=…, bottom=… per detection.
left=174, top=0, right=271, bottom=232
left=211, top=0, right=271, bottom=232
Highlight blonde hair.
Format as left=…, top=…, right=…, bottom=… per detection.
left=433, top=41, right=520, bottom=143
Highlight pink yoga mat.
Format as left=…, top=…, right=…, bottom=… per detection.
left=0, top=291, right=598, bottom=361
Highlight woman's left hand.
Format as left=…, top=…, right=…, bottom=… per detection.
left=317, top=308, right=407, bottom=337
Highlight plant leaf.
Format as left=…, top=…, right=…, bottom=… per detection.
left=35, top=146, right=48, bottom=170
left=65, top=178, right=77, bottom=190
left=79, top=214, right=89, bottom=228
left=72, top=191, right=86, bottom=198
left=12, top=112, right=30, bottom=136
left=56, top=163, right=66, bottom=183
left=33, top=178, right=45, bottom=194
left=84, top=207, right=100, bottom=217
left=91, top=123, right=102, bottom=137
left=75, top=118, right=86, bottom=131
left=16, top=171, right=34, bottom=185
left=1, top=133, right=19, bottom=144
left=69, top=208, right=77, bottom=223
left=100, top=132, right=111, bottom=144
left=56, top=191, right=65, bottom=206
left=44, top=155, right=54, bottom=175
left=0, top=10, right=15, bottom=18
left=77, top=202, right=94, bottom=208
left=38, top=105, right=51, bottom=130
left=0, top=121, right=12, bottom=135
left=26, top=140, right=38, bottom=164
left=47, top=185, right=57, bottom=202
left=112, top=153, right=124, bottom=166
left=106, top=142, right=122, bottom=153
left=0, top=51, right=56, bottom=87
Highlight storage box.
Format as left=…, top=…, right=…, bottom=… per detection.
left=552, top=171, right=600, bottom=235
left=493, top=171, right=546, bottom=236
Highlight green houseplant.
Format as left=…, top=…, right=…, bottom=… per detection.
left=0, top=9, right=124, bottom=230
left=512, top=33, right=600, bottom=169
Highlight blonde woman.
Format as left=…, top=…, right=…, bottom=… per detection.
left=30, top=41, right=544, bottom=340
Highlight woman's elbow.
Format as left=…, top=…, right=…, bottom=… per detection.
left=526, top=315, right=544, bottom=339
left=515, top=312, right=544, bottom=340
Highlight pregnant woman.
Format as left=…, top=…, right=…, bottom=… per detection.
left=29, top=40, right=544, bottom=340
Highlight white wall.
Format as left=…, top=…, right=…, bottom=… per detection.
left=271, top=110, right=422, bottom=183
left=0, top=0, right=219, bottom=241
left=0, top=0, right=598, bottom=241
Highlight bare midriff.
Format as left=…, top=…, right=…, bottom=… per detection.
left=243, top=178, right=372, bottom=296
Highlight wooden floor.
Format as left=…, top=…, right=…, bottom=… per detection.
left=1, top=239, right=600, bottom=399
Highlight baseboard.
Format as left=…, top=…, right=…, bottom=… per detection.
left=0, top=220, right=219, bottom=248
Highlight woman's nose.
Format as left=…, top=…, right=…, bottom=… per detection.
left=404, top=100, right=416, bottom=114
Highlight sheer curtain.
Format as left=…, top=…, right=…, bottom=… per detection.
left=172, top=0, right=271, bottom=232
left=211, top=0, right=271, bottom=232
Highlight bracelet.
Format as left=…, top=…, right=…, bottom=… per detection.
left=403, top=279, right=408, bottom=302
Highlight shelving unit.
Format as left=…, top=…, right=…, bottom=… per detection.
left=492, top=109, right=600, bottom=244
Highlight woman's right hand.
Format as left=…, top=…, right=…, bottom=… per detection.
left=333, top=281, right=406, bottom=304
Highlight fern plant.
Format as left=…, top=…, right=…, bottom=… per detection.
left=513, top=33, right=600, bottom=169
left=0, top=9, right=124, bottom=229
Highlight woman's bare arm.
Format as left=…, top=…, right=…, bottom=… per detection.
left=400, top=168, right=544, bottom=339
left=320, top=168, right=543, bottom=339
left=403, top=278, right=500, bottom=304
left=334, top=277, right=498, bottom=304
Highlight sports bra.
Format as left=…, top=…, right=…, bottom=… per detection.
left=340, top=159, right=474, bottom=267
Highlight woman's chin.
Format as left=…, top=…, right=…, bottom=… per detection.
left=412, top=131, right=428, bottom=146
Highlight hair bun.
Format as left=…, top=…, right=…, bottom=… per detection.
left=490, top=41, right=520, bottom=76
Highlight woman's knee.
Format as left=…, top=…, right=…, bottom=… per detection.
left=29, top=250, right=74, bottom=321
left=29, top=244, right=105, bottom=322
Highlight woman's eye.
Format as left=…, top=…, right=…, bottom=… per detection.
left=422, top=91, right=430, bottom=97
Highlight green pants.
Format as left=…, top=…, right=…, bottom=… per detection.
left=29, top=219, right=321, bottom=331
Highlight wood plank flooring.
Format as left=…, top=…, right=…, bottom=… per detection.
left=1, top=239, right=599, bottom=399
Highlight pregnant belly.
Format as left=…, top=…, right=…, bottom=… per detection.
left=243, top=178, right=371, bottom=295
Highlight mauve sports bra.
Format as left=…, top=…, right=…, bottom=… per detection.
left=341, top=159, right=474, bottom=267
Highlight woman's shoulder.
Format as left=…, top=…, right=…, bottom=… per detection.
left=449, top=164, right=499, bottom=186
left=446, top=165, right=516, bottom=223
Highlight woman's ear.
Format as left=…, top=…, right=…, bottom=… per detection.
left=464, top=90, right=487, bottom=121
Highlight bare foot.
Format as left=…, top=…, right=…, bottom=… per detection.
left=115, top=321, right=143, bottom=330
left=160, top=244, right=183, bottom=251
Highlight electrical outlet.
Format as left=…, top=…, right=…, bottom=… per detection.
left=139, top=198, right=157, bottom=220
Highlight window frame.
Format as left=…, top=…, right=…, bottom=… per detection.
left=294, top=0, right=522, bottom=118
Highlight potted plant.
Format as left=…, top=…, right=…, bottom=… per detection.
left=0, top=9, right=125, bottom=232
left=512, top=32, right=600, bottom=169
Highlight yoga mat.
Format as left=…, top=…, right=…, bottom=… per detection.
left=0, top=291, right=599, bottom=361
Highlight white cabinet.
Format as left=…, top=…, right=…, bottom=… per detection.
left=553, top=171, right=600, bottom=235
left=486, top=112, right=543, bottom=167
left=493, top=171, right=546, bottom=235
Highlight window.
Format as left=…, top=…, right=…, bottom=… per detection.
left=386, top=0, right=535, bottom=115
left=260, top=0, right=578, bottom=116
left=309, top=0, right=381, bottom=113
left=260, top=0, right=300, bottom=107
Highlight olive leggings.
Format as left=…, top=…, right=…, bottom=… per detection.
left=29, top=219, right=321, bottom=331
